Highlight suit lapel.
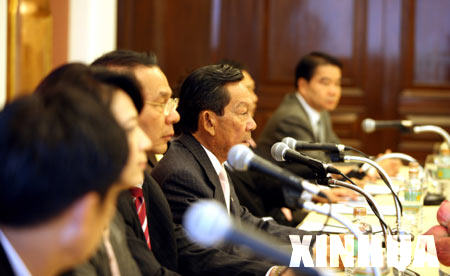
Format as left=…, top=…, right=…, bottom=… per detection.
left=290, top=93, right=318, bottom=142
left=177, top=134, right=227, bottom=205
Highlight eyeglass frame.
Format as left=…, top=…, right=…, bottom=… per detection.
left=145, top=98, right=179, bottom=116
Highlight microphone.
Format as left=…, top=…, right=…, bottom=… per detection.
left=361, top=118, right=413, bottom=133
left=282, top=137, right=349, bottom=152
left=227, top=144, right=325, bottom=197
left=183, top=200, right=297, bottom=267
left=271, top=142, right=341, bottom=175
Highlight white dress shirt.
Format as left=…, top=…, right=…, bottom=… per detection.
left=201, top=145, right=231, bottom=214
left=295, top=93, right=322, bottom=140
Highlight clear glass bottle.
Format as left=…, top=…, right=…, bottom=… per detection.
left=345, top=207, right=390, bottom=276
left=436, top=147, right=450, bottom=199
left=401, top=161, right=424, bottom=235
left=346, top=207, right=371, bottom=276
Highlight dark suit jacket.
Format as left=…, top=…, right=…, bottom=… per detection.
left=117, top=173, right=273, bottom=275
left=62, top=212, right=142, bottom=276
left=227, top=167, right=308, bottom=227
left=0, top=242, right=14, bottom=276
left=257, top=92, right=340, bottom=166
left=151, top=133, right=312, bottom=245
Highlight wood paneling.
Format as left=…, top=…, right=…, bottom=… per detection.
left=117, top=0, right=450, bottom=163
left=265, top=0, right=356, bottom=84
left=413, top=0, right=450, bottom=86
left=397, top=0, right=450, bottom=161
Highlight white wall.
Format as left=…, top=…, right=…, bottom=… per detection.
left=68, top=0, right=117, bottom=64
left=0, top=0, right=7, bottom=109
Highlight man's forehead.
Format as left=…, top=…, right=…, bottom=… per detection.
left=134, top=66, right=172, bottom=99
left=225, top=81, right=253, bottom=105
left=313, top=64, right=341, bottom=78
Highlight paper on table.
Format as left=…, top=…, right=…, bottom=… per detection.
left=298, top=221, right=383, bottom=234
left=363, top=183, right=400, bottom=195
left=321, top=202, right=397, bottom=216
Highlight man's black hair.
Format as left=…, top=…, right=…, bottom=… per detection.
left=35, top=63, right=144, bottom=113
left=218, top=59, right=245, bottom=70
left=0, top=88, right=128, bottom=227
left=92, top=49, right=158, bottom=68
left=294, top=51, right=342, bottom=87
left=176, top=64, right=243, bottom=134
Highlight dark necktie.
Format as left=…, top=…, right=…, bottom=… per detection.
left=130, top=187, right=151, bottom=249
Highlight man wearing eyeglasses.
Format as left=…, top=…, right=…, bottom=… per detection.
left=92, top=50, right=277, bottom=275
left=93, top=50, right=180, bottom=161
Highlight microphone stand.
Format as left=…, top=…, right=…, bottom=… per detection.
left=374, top=152, right=418, bottom=164
left=328, top=179, right=391, bottom=242
left=374, top=152, right=424, bottom=176
left=413, top=125, right=450, bottom=145
left=340, top=155, right=403, bottom=234
left=299, top=201, right=382, bottom=276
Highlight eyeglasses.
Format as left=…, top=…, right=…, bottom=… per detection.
left=146, top=98, right=179, bottom=116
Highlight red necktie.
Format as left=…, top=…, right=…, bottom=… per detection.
left=130, top=187, right=151, bottom=249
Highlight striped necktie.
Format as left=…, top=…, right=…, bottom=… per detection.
left=130, top=187, right=151, bottom=249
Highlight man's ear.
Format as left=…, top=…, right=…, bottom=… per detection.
left=199, top=110, right=217, bottom=136
left=297, top=78, right=308, bottom=96
left=59, top=192, right=99, bottom=248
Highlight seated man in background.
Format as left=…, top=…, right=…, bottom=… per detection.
left=92, top=50, right=280, bottom=275
left=152, top=64, right=313, bottom=244
left=257, top=51, right=399, bottom=183
left=0, top=85, right=129, bottom=275
left=257, top=51, right=342, bottom=164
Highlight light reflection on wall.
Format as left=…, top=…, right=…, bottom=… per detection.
left=7, top=0, right=52, bottom=102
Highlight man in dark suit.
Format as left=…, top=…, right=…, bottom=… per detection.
left=0, top=84, right=130, bottom=275
left=217, top=60, right=309, bottom=227
left=151, top=64, right=315, bottom=247
left=256, top=51, right=400, bottom=187
left=257, top=52, right=342, bottom=164
left=92, top=50, right=281, bottom=275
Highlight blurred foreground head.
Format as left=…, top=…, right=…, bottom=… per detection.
left=0, top=65, right=129, bottom=275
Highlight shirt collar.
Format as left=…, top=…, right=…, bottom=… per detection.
left=0, top=229, right=32, bottom=276
left=201, top=145, right=223, bottom=176
left=295, top=92, right=321, bottom=126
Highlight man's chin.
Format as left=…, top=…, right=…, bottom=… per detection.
left=148, top=145, right=168, bottom=155
left=240, top=141, right=252, bottom=148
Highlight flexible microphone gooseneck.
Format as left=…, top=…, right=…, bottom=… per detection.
left=328, top=178, right=390, bottom=239
left=271, top=142, right=341, bottom=175
left=342, top=155, right=403, bottom=233
left=413, top=125, right=450, bottom=145
left=282, top=137, right=369, bottom=160
left=299, top=201, right=382, bottom=276
left=227, top=144, right=327, bottom=198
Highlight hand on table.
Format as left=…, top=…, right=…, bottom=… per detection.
left=424, top=200, right=450, bottom=266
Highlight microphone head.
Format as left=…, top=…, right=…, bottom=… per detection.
left=183, top=200, right=232, bottom=246
left=227, top=144, right=254, bottom=171
left=361, top=118, right=376, bottom=133
left=271, top=142, right=289, bottom=162
left=281, top=137, right=297, bottom=150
